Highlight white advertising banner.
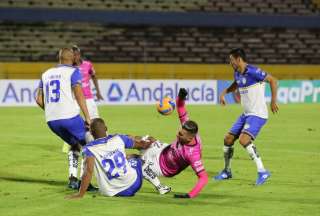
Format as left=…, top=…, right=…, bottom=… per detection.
left=0, top=79, right=218, bottom=106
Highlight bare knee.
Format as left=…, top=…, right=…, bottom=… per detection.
left=224, top=133, right=236, bottom=146
left=239, top=133, right=252, bottom=147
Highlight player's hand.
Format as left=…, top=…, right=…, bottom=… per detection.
left=65, top=193, right=84, bottom=200
left=85, top=118, right=91, bottom=130
left=271, top=100, right=279, bottom=114
left=178, top=88, right=188, bottom=100
left=173, top=193, right=190, bottom=199
left=219, top=94, right=227, bottom=106
left=96, top=92, right=104, bottom=101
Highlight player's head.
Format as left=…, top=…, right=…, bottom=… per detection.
left=72, top=45, right=81, bottom=64
left=229, top=48, right=247, bottom=71
left=58, top=47, right=75, bottom=65
left=177, top=120, right=198, bottom=145
left=90, top=118, right=108, bottom=139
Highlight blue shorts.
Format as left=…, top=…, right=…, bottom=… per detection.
left=47, top=115, right=86, bottom=146
left=229, top=114, right=267, bottom=140
left=116, top=158, right=143, bottom=197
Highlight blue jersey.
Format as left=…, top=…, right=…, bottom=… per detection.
left=39, top=64, right=82, bottom=122
left=82, top=135, right=140, bottom=196
left=234, top=64, right=268, bottom=119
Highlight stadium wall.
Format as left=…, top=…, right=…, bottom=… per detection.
left=1, top=63, right=320, bottom=80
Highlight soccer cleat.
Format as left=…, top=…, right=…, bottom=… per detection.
left=213, top=169, right=232, bottom=180
left=256, top=170, right=271, bottom=185
left=156, top=184, right=171, bottom=195
left=68, top=176, right=80, bottom=190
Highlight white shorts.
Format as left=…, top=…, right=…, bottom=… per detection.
left=86, top=98, right=99, bottom=119
left=141, top=140, right=169, bottom=177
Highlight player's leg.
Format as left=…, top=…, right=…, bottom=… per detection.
left=239, top=115, right=270, bottom=185
left=141, top=141, right=171, bottom=194
left=68, top=142, right=81, bottom=189
left=86, top=98, right=99, bottom=119
left=214, top=114, right=245, bottom=180
left=47, top=120, right=80, bottom=189
left=66, top=115, right=97, bottom=191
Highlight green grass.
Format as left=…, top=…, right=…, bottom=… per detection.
left=0, top=104, right=319, bottom=216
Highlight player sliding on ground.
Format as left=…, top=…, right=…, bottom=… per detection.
left=214, top=48, right=279, bottom=185
left=141, top=88, right=208, bottom=198
left=66, top=118, right=152, bottom=199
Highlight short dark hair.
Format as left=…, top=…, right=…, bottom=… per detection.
left=72, top=45, right=81, bottom=53
left=90, top=118, right=108, bottom=135
left=182, top=120, right=198, bottom=135
left=229, top=48, right=246, bottom=61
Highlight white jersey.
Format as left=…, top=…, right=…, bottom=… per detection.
left=82, top=135, right=137, bottom=197
left=235, top=65, right=268, bottom=119
left=39, top=64, right=82, bottom=122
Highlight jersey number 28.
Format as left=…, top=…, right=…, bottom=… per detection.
left=101, top=151, right=127, bottom=180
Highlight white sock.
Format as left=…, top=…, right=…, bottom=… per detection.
left=142, top=162, right=161, bottom=188
left=245, top=143, right=266, bottom=173
left=80, top=158, right=85, bottom=179
left=223, top=145, right=234, bottom=171
left=68, top=150, right=80, bottom=178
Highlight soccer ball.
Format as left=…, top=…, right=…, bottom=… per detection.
left=156, top=97, right=175, bottom=115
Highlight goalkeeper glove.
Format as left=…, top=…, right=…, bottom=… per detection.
left=178, top=88, right=188, bottom=100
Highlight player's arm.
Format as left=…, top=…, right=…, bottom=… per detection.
left=73, top=84, right=91, bottom=126
left=36, top=88, right=44, bottom=110
left=219, top=81, right=238, bottom=105
left=91, top=71, right=104, bottom=101
left=264, top=74, right=279, bottom=114
left=129, top=135, right=154, bottom=150
left=174, top=157, right=208, bottom=199
left=36, top=80, right=44, bottom=110
left=176, top=88, right=189, bottom=125
left=65, top=156, right=94, bottom=200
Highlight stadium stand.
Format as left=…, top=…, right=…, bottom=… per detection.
left=0, top=0, right=319, bottom=15
left=0, top=1, right=319, bottom=79
left=0, top=21, right=319, bottom=65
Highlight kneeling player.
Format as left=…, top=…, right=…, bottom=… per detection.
left=141, top=88, right=209, bottom=198
left=66, top=118, right=152, bottom=199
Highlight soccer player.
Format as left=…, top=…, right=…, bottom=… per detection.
left=36, top=48, right=92, bottom=189
left=141, top=88, right=209, bottom=198
left=213, top=48, right=279, bottom=185
left=66, top=118, right=152, bottom=199
left=72, top=45, right=103, bottom=118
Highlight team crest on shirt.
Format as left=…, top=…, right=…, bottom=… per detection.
left=244, top=123, right=250, bottom=130
left=242, top=77, right=247, bottom=85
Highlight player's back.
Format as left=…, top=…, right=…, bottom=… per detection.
left=82, top=135, right=138, bottom=196
left=41, top=64, right=81, bottom=122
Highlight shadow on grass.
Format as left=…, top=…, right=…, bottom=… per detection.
left=0, top=176, right=66, bottom=186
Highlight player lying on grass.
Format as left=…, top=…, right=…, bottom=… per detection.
left=141, top=88, right=208, bottom=198
left=66, top=118, right=152, bottom=199
left=214, top=48, right=279, bottom=185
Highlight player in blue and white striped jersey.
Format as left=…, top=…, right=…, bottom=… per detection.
left=214, top=48, right=279, bottom=185
left=66, top=118, right=152, bottom=199
left=36, top=48, right=92, bottom=189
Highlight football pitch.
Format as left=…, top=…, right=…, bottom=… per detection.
left=0, top=104, right=319, bottom=216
